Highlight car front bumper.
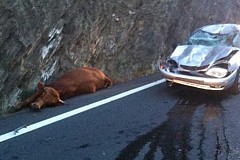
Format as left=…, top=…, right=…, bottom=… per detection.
left=159, top=67, right=238, bottom=90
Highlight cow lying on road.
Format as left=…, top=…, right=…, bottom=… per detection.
left=16, top=67, right=112, bottom=110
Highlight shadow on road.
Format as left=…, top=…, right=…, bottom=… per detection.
left=116, top=86, right=231, bottom=160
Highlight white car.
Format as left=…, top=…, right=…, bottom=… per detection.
left=159, top=24, right=240, bottom=94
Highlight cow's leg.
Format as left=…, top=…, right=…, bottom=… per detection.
left=80, top=82, right=97, bottom=93
left=104, top=77, right=113, bottom=87
left=88, top=84, right=97, bottom=93
left=73, top=82, right=97, bottom=95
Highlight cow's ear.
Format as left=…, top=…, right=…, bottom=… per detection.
left=37, top=81, right=45, bottom=90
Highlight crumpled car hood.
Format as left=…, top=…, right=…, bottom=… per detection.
left=170, top=45, right=237, bottom=68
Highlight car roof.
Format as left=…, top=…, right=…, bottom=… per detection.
left=200, top=24, right=240, bottom=34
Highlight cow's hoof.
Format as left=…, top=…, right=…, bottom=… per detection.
left=30, top=103, right=41, bottom=111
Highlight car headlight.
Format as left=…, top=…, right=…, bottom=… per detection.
left=205, top=67, right=228, bottom=78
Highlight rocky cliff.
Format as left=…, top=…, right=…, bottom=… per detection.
left=1, top=0, right=240, bottom=115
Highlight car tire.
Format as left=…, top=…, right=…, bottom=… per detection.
left=229, top=68, right=240, bottom=94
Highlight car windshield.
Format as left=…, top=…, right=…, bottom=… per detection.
left=186, top=29, right=235, bottom=47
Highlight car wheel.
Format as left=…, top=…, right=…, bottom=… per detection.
left=229, top=68, right=240, bottom=94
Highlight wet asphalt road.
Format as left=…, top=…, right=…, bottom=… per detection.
left=1, top=73, right=240, bottom=160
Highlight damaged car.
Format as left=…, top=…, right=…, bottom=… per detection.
left=159, top=24, right=240, bottom=94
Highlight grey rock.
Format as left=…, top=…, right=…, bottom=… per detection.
left=1, top=0, right=240, bottom=114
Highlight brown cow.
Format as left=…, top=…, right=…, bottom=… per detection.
left=17, top=67, right=112, bottom=110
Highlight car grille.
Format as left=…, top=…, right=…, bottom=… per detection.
left=180, top=65, right=209, bottom=71
left=178, top=71, right=207, bottom=77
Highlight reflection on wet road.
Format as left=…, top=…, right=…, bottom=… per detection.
left=116, top=87, right=231, bottom=160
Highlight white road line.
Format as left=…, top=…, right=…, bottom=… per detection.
left=0, top=79, right=166, bottom=143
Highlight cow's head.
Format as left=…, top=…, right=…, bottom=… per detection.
left=30, top=86, right=65, bottom=110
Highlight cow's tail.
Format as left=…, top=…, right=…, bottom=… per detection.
left=104, top=77, right=113, bottom=87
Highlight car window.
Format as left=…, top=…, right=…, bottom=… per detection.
left=186, top=29, right=236, bottom=47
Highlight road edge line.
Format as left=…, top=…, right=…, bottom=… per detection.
left=0, top=79, right=166, bottom=143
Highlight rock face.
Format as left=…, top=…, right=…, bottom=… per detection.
left=1, top=0, right=240, bottom=114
